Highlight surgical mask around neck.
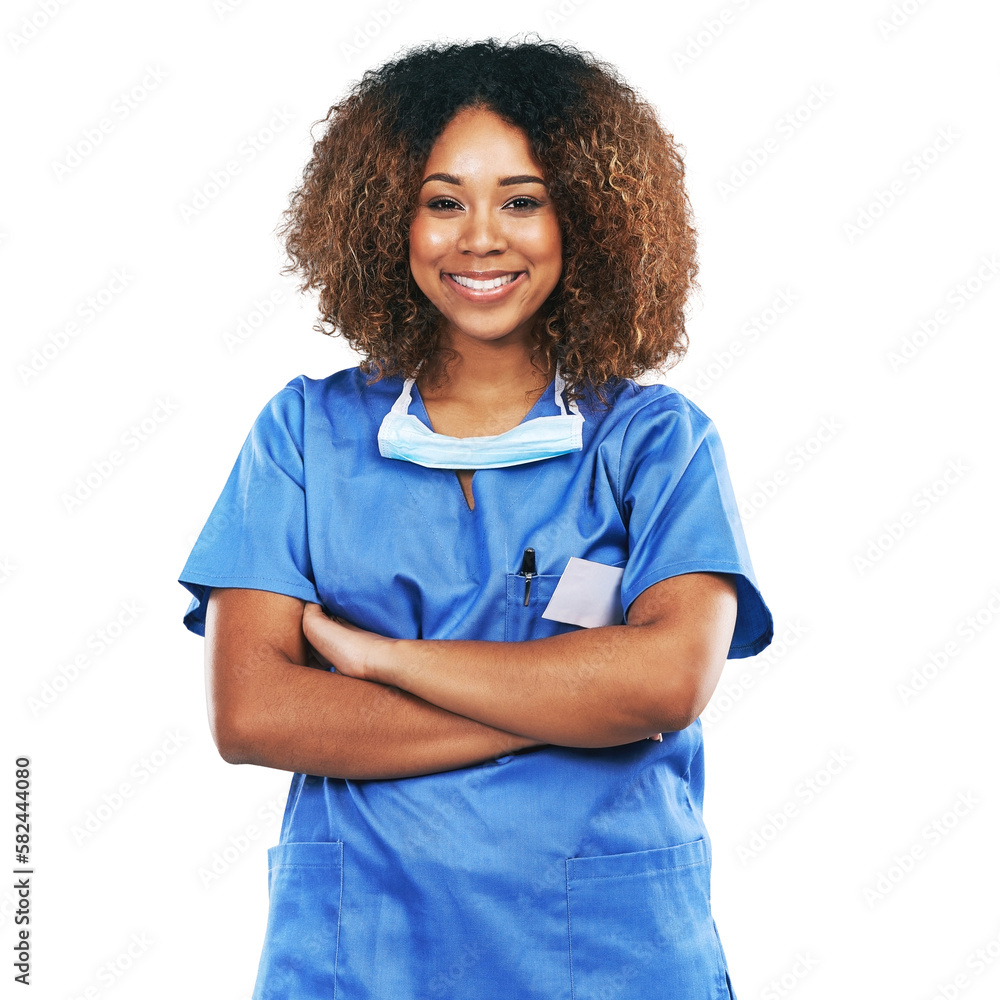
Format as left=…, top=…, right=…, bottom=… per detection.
left=377, top=366, right=584, bottom=470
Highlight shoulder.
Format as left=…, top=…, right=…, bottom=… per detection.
left=280, top=366, right=366, bottom=401
left=603, top=383, right=739, bottom=511
left=244, top=369, right=365, bottom=442
left=259, top=368, right=406, bottom=454
left=284, top=366, right=402, bottom=413
left=585, top=378, right=717, bottom=449
left=262, top=367, right=391, bottom=420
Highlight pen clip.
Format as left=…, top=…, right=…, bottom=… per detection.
left=518, top=548, right=536, bottom=606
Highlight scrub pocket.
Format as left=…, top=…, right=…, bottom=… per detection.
left=252, top=841, right=343, bottom=1000
left=566, top=837, right=732, bottom=1000
left=504, top=573, right=566, bottom=642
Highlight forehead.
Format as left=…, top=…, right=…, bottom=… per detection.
left=423, top=106, right=543, bottom=175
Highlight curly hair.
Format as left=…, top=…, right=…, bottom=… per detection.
left=278, top=36, right=699, bottom=404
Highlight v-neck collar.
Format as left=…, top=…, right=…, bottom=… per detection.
left=402, top=376, right=562, bottom=515
left=408, top=376, right=561, bottom=434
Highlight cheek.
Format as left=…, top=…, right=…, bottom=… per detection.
left=524, top=220, right=563, bottom=287
left=407, top=221, right=426, bottom=270
left=523, top=217, right=562, bottom=267
left=408, top=218, right=451, bottom=269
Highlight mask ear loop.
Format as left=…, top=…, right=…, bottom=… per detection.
left=391, top=360, right=425, bottom=416
left=553, top=363, right=583, bottom=417
left=391, top=379, right=416, bottom=416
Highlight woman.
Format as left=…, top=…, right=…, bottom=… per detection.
left=180, top=38, right=773, bottom=999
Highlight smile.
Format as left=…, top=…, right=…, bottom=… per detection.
left=449, top=272, right=519, bottom=289
left=443, top=270, right=526, bottom=301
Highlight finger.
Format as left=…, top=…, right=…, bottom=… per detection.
left=301, top=606, right=333, bottom=644
left=306, top=647, right=333, bottom=670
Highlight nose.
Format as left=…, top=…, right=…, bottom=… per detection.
left=457, top=206, right=508, bottom=256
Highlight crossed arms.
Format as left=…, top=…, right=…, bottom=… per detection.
left=204, top=572, right=737, bottom=781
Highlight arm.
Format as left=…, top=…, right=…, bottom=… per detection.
left=304, top=571, right=739, bottom=748
left=204, top=587, right=547, bottom=781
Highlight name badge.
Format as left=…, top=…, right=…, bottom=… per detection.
left=541, top=557, right=625, bottom=629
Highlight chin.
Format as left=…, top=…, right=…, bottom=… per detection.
left=451, top=323, right=532, bottom=345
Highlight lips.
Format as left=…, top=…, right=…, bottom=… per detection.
left=447, top=271, right=523, bottom=290
left=442, top=270, right=527, bottom=301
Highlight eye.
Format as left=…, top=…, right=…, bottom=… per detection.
left=427, top=197, right=462, bottom=211
left=504, top=196, right=543, bottom=211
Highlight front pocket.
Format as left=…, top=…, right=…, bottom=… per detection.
left=504, top=572, right=573, bottom=642
left=566, top=838, right=731, bottom=999
left=252, top=841, right=343, bottom=1000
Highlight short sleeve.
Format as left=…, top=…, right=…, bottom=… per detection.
left=617, top=392, right=773, bottom=659
left=178, top=379, right=320, bottom=637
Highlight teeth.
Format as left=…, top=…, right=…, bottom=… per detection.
left=449, top=273, right=518, bottom=290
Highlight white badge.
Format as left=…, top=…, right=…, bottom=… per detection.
left=541, top=557, right=625, bottom=629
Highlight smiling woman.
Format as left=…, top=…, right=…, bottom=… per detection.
left=408, top=106, right=563, bottom=356
left=178, top=36, right=773, bottom=1000
left=279, top=38, right=698, bottom=405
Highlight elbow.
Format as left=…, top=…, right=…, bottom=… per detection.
left=639, top=684, right=699, bottom=734
left=671, top=680, right=714, bottom=732
left=652, top=701, right=701, bottom=734
left=209, top=703, right=255, bottom=765
left=215, top=734, right=248, bottom=766
left=648, top=650, right=728, bottom=733
left=630, top=570, right=739, bottom=734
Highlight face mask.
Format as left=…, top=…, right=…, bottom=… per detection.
left=377, top=365, right=584, bottom=470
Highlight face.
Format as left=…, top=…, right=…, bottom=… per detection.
left=408, top=106, right=563, bottom=354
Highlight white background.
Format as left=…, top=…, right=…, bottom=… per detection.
left=3, top=0, right=999, bottom=997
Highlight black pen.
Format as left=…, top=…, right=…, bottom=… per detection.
left=518, top=548, right=536, bottom=606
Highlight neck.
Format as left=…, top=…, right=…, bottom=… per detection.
left=419, top=338, right=554, bottom=407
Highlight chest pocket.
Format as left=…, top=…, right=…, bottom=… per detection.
left=504, top=554, right=629, bottom=642
left=504, top=573, right=575, bottom=642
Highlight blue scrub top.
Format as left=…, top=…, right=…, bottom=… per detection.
left=179, top=367, right=772, bottom=999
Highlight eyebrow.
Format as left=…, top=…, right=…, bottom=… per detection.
left=420, top=172, right=548, bottom=189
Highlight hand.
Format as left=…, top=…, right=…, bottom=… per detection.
left=301, top=603, right=395, bottom=683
